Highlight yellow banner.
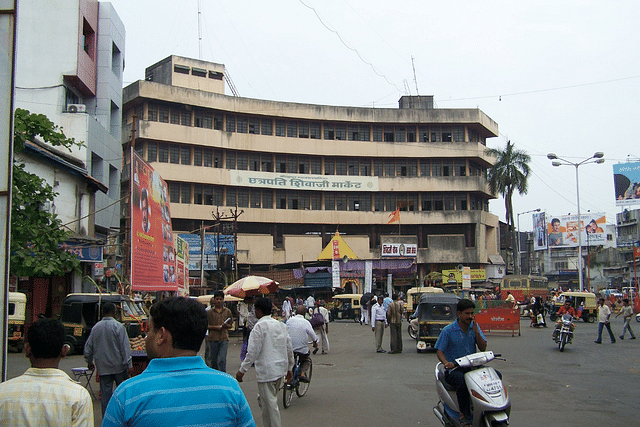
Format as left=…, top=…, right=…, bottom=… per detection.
left=442, top=269, right=486, bottom=283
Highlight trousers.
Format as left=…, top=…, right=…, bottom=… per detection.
left=207, top=340, right=229, bottom=372
left=389, top=322, right=402, bottom=353
left=99, top=369, right=129, bottom=416
left=596, top=322, right=616, bottom=343
left=257, top=378, right=284, bottom=427
left=374, top=320, right=385, bottom=351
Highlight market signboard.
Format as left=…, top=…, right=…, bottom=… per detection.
left=442, top=269, right=486, bottom=283
left=381, top=243, right=418, bottom=258
left=613, top=162, right=640, bottom=206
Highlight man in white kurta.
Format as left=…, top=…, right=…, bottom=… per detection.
left=237, top=297, right=294, bottom=427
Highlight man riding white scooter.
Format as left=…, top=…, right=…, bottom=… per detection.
left=434, top=299, right=494, bottom=427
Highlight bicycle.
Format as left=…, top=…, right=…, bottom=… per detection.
left=282, top=351, right=313, bottom=408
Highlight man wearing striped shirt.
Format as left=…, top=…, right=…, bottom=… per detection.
left=102, top=296, right=255, bottom=427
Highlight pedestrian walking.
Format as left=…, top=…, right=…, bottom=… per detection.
left=206, top=291, right=233, bottom=372
left=616, top=298, right=636, bottom=340
left=386, top=293, right=403, bottom=354
left=312, top=300, right=330, bottom=354
left=594, top=298, right=616, bottom=344
left=84, top=302, right=131, bottom=415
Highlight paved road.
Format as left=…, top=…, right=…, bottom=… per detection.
left=6, top=315, right=640, bottom=426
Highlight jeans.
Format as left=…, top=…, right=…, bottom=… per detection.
left=99, top=369, right=129, bottom=416
left=621, top=319, right=635, bottom=338
left=207, top=340, right=229, bottom=372
left=596, top=322, right=616, bottom=343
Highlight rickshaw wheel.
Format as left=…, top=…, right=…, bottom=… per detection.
left=65, top=341, right=76, bottom=355
left=587, top=315, right=595, bottom=323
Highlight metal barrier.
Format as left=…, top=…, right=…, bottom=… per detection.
left=474, top=301, right=520, bottom=337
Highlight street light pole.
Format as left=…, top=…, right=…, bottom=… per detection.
left=547, top=152, right=605, bottom=291
left=516, top=208, right=541, bottom=275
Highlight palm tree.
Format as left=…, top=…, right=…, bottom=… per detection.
left=486, top=140, right=531, bottom=274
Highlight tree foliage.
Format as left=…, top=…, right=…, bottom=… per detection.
left=486, top=140, right=531, bottom=272
left=10, top=109, right=84, bottom=277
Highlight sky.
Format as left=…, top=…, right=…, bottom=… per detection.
left=108, top=0, right=640, bottom=232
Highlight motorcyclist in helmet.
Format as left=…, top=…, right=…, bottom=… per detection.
left=552, top=299, right=577, bottom=340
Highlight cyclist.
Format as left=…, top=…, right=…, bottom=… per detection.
left=285, top=305, right=318, bottom=382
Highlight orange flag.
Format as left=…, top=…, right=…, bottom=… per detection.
left=388, top=208, right=400, bottom=224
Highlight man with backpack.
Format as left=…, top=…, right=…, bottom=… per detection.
left=310, top=300, right=330, bottom=354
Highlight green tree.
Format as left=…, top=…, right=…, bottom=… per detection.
left=486, top=140, right=531, bottom=274
left=11, top=108, right=84, bottom=277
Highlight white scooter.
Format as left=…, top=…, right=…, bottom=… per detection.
left=434, top=351, right=510, bottom=427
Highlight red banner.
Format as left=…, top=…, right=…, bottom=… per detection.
left=131, top=152, right=177, bottom=291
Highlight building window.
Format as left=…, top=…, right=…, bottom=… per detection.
left=192, top=67, right=207, bottom=77
left=374, top=194, right=384, bottom=212
left=431, top=128, right=441, bottom=142
left=226, top=152, right=236, bottom=169
left=444, top=194, right=454, bottom=211
left=249, top=154, right=260, bottom=171
left=193, top=147, right=202, bottom=166
left=275, top=120, right=285, bottom=137
left=433, top=194, right=444, bottom=211
left=226, top=115, right=236, bottom=132
left=169, top=182, right=180, bottom=203
left=148, top=103, right=158, bottom=122
left=203, top=112, right=213, bottom=129
left=419, top=126, right=429, bottom=142
left=299, top=157, right=309, bottom=174
left=384, top=160, right=395, bottom=177
left=311, top=158, right=322, bottom=175
left=109, top=165, right=118, bottom=197
left=455, top=160, right=466, bottom=176
left=442, top=128, right=452, bottom=142
left=384, top=126, right=394, bottom=142
left=159, top=106, right=169, bottom=123
left=406, top=126, right=416, bottom=142
left=311, top=193, right=322, bottom=210
left=432, top=161, right=442, bottom=177
left=169, top=145, right=179, bottom=164
left=277, top=191, right=287, bottom=209
left=373, top=160, right=383, bottom=177
left=348, top=125, right=359, bottom=141
left=237, top=117, right=248, bottom=133
left=262, top=190, right=272, bottom=209
left=261, top=119, right=272, bottom=135
left=277, top=156, right=286, bottom=173
left=373, top=126, right=383, bottom=142
left=174, top=64, right=190, bottom=74
left=226, top=188, right=237, bottom=207
left=325, top=193, right=335, bottom=210
left=287, top=121, right=297, bottom=138
left=359, top=125, right=370, bottom=141
left=82, top=19, right=95, bottom=59
left=324, top=159, right=334, bottom=175
left=248, top=118, right=259, bottom=134
left=442, top=160, right=452, bottom=177
left=262, top=154, right=273, bottom=172
left=453, top=126, right=465, bottom=142
left=170, top=108, right=180, bottom=125
left=181, top=111, right=190, bottom=126
left=213, top=186, right=223, bottom=205
left=310, top=123, right=321, bottom=139
left=237, top=189, right=249, bottom=207
left=193, top=184, right=203, bottom=204
left=287, top=156, right=297, bottom=174
left=250, top=190, right=261, bottom=208
left=335, top=125, right=346, bottom=141
left=237, top=153, right=248, bottom=170
left=335, top=159, right=347, bottom=176
left=324, top=124, right=335, bottom=140
left=147, top=142, right=157, bottom=162
left=180, top=183, right=190, bottom=204
left=395, top=127, right=406, bottom=143
left=214, top=113, right=223, bottom=130
left=214, top=150, right=223, bottom=168
left=288, top=191, right=299, bottom=210
left=456, top=194, right=468, bottom=211
left=204, top=185, right=213, bottom=205
left=203, top=148, right=212, bottom=167
left=360, top=160, right=370, bottom=176
left=298, top=122, right=309, bottom=138
left=158, top=143, right=169, bottom=163
left=348, top=159, right=359, bottom=176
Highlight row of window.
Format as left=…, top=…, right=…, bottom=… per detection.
left=139, top=101, right=485, bottom=144
left=140, top=142, right=486, bottom=178
left=167, top=182, right=490, bottom=212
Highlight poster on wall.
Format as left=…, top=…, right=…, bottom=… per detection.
left=532, top=212, right=547, bottom=251
left=545, top=213, right=606, bottom=248
left=175, top=236, right=189, bottom=296
left=130, top=152, right=177, bottom=292
left=613, top=162, right=640, bottom=206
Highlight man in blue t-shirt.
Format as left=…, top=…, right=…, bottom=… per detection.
left=434, top=299, right=487, bottom=427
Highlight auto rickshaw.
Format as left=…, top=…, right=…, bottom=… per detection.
left=7, top=292, right=27, bottom=353
left=549, top=291, right=597, bottom=323
left=59, top=293, right=147, bottom=354
left=415, top=293, right=459, bottom=352
left=328, top=293, right=362, bottom=322
left=405, top=286, right=444, bottom=319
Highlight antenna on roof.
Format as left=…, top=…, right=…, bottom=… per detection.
left=411, top=56, right=419, bottom=95
left=197, top=0, right=203, bottom=59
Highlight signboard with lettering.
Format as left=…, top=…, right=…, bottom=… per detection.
left=442, top=269, right=487, bottom=283
left=381, top=243, right=418, bottom=258
left=60, top=242, right=103, bottom=262
left=230, top=170, right=379, bottom=192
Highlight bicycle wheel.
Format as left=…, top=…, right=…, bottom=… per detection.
left=282, top=381, right=294, bottom=408
left=296, top=359, right=312, bottom=397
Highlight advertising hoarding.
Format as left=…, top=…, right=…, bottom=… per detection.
left=545, top=213, right=606, bottom=248
left=613, top=162, right=640, bottom=206
left=177, top=233, right=234, bottom=271
left=532, top=212, right=547, bottom=251
left=130, top=152, right=177, bottom=291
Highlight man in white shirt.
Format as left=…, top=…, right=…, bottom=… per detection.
left=237, top=297, right=294, bottom=427
left=305, top=295, right=315, bottom=310
left=594, top=298, right=616, bottom=344
left=281, top=297, right=292, bottom=321
left=286, top=305, right=318, bottom=381
left=371, top=295, right=388, bottom=353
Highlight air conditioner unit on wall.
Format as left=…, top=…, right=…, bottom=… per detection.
left=67, top=104, right=86, bottom=113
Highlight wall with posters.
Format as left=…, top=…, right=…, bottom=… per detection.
left=544, top=213, right=606, bottom=249
left=614, top=162, right=640, bottom=206
left=131, top=152, right=177, bottom=292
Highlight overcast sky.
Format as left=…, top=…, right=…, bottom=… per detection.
left=108, top=0, right=640, bottom=231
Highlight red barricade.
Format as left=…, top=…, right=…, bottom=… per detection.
left=475, top=306, right=521, bottom=337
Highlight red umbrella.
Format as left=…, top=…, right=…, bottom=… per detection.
left=224, top=275, right=279, bottom=298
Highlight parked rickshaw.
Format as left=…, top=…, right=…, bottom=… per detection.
left=7, top=292, right=27, bottom=353
left=415, top=293, right=459, bottom=352
left=328, top=293, right=362, bottom=322
left=59, top=293, right=147, bottom=354
left=405, top=286, right=444, bottom=319
left=549, top=291, right=597, bottom=323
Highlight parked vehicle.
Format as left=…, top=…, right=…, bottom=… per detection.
left=553, top=313, right=575, bottom=352
left=7, top=292, right=27, bottom=353
left=328, top=293, right=362, bottom=322
left=416, top=293, right=459, bottom=352
left=434, top=351, right=510, bottom=427
left=549, top=292, right=597, bottom=323
left=59, top=293, right=147, bottom=354
left=405, top=286, right=444, bottom=320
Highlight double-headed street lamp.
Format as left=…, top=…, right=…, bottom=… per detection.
left=546, top=152, right=605, bottom=291
left=516, top=208, right=541, bottom=275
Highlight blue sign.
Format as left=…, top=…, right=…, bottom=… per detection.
left=60, top=242, right=103, bottom=262
left=178, top=234, right=234, bottom=270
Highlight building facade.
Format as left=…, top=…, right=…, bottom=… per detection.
left=122, top=55, right=502, bottom=292
left=13, top=0, right=125, bottom=315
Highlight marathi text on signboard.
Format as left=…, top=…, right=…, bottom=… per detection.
left=613, top=162, right=640, bottom=206
left=230, top=170, right=379, bottom=192
left=442, top=269, right=487, bottom=283
left=381, top=243, right=418, bottom=258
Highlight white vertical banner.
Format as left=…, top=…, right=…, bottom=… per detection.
left=387, top=273, right=393, bottom=296
left=364, top=260, right=372, bottom=293
left=331, top=260, right=341, bottom=289
left=462, top=266, right=471, bottom=289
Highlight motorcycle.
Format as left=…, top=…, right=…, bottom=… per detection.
left=434, top=351, right=510, bottom=427
left=553, top=313, right=574, bottom=352
left=408, top=315, right=418, bottom=340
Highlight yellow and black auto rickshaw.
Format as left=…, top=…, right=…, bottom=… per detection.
left=415, top=293, right=459, bottom=353
left=7, top=292, right=27, bottom=353
left=328, top=293, right=362, bottom=322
